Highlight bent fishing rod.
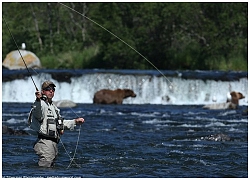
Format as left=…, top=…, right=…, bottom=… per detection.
left=3, top=16, right=39, bottom=91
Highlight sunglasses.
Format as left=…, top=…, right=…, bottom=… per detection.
left=43, top=86, right=55, bottom=92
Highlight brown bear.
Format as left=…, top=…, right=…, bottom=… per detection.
left=93, top=89, right=136, bottom=104
left=203, top=91, right=245, bottom=110
left=230, top=91, right=245, bottom=105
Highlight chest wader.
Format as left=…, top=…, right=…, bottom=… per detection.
left=30, top=101, right=65, bottom=167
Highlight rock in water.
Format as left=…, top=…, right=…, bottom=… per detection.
left=3, top=50, right=42, bottom=70
left=54, top=100, right=77, bottom=108
left=2, top=125, right=29, bottom=135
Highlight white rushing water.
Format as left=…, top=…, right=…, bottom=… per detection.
left=2, top=72, right=248, bottom=105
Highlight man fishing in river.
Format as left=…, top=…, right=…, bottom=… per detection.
left=29, top=80, right=84, bottom=168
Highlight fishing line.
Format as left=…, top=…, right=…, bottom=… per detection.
left=59, top=2, right=174, bottom=89
left=3, top=16, right=39, bottom=91
left=60, top=139, right=81, bottom=168
left=51, top=105, right=82, bottom=169
left=65, top=107, right=82, bottom=169
left=48, top=105, right=82, bottom=169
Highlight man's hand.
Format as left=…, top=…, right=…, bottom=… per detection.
left=75, top=118, right=85, bottom=125
left=35, top=91, right=42, bottom=100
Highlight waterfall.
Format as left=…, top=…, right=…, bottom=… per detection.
left=2, top=69, right=248, bottom=105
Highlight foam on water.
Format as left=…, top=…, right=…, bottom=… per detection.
left=205, top=122, right=227, bottom=127
left=6, top=118, right=27, bottom=124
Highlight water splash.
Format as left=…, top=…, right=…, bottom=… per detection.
left=2, top=69, right=248, bottom=105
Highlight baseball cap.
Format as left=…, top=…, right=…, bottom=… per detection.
left=42, top=80, right=56, bottom=90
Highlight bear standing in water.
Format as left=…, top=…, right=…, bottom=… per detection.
left=93, top=89, right=136, bottom=104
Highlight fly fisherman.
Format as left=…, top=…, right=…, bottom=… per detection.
left=29, top=80, right=84, bottom=168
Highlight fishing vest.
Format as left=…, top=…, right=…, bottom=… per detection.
left=28, top=99, right=64, bottom=139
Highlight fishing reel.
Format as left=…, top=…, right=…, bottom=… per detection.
left=56, top=117, right=64, bottom=135
left=41, top=95, right=47, bottom=101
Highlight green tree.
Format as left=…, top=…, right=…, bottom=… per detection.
left=2, top=2, right=247, bottom=71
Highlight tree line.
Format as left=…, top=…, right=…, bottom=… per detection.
left=2, top=2, right=247, bottom=70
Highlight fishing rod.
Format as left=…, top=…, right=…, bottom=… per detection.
left=3, top=16, right=39, bottom=91
left=59, top=2, right=175, bottom=89
left=3, top=15, right=82, bottom=169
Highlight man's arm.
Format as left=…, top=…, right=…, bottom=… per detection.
left=63, top=118, right=85, bottom=130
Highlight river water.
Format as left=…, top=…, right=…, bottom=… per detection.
left=2, top=69, right=248, bottom=177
